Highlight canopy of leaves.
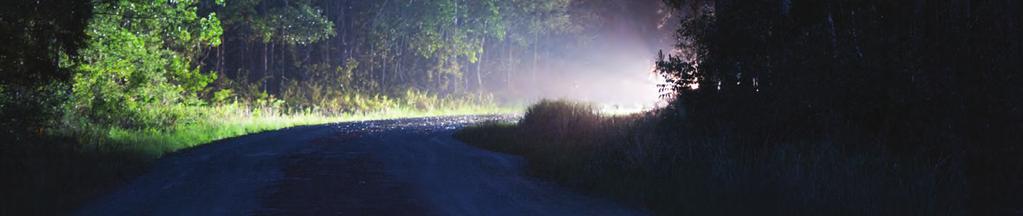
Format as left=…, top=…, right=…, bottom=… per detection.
left=254, top=2, right=335, bottom=45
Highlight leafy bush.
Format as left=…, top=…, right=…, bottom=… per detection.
left=67, top=0, right=221, bottom=130
left=212, top=88, right=235, bottom=105
left=519, top=100, right=599, bottom=133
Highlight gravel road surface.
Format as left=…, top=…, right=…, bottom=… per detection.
left=76, top=116, right=645, bottom=216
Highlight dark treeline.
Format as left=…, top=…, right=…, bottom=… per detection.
left=458, top=0, right=1022, bottom=215
left=657, top=0, right=1021, bottom=213
left=0, top=0, right=91, bottom=137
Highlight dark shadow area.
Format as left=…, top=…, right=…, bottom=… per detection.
left=458, top=1, right=1022, bottom=214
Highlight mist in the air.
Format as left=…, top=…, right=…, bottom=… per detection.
left=500, top=0, right=677, bottom=112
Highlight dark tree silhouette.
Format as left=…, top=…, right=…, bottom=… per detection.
left=657, top=0, right=1023, bottom=214
left=0, top=0, right=92, bottom=137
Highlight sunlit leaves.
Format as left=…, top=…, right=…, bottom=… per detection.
left=69, top=0, right=223, bottom=128
left=199, top=13, right=223, bottom=46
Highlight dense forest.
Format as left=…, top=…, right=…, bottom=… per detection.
left=8, top=0, right=584, bottom=132
left=207, top=0, right=669, bottom=110
left=1, top=0, right=668, bottom=134
left=0, top=0, right=670, bottom=214
left=458, top=0, right=1023, bottom=215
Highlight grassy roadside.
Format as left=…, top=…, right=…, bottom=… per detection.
left=83, top=103, right=515, bottom=159
left=455, top=100, right=959, bottom=215
left=2, top=103, right=514, bottom=215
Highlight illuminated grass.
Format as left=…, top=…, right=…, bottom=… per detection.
left=89, top=103, right=517, bottom=159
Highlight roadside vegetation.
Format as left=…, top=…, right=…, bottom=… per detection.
left=4, top=0, right=1019, bottom=215
left=458, top=100, right=955, bottom=215
left=458, top=0, right=1022, bottom=215
left=1, top=0, right=517, bottom=214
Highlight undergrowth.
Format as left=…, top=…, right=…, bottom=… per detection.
left=456, top=100, right=962, bottom=215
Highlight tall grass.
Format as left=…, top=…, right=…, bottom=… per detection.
left=61, top=92, right=512, bottom=160
left=456, top=100, right=962, bottom=215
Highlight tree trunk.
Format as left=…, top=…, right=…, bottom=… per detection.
left=476, top=36, right=486, bottom=92
left=271, top=42, right=278, bottom=94
left=263, top=42, right=268, bottom=91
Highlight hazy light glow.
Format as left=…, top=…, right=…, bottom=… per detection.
left=496, top=0, right=676, bottom=112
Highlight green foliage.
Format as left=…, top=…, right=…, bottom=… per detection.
left=212, top=88, right=234, bottom=104
left=68, top=0, right=222, bottom=129
left=402, top=89, right=442, bottom=111
left=4, top=1, right=522, bottom=214
left=209, top=0, right=593, bottom=106
left=0, top=0, right=92, bottom=137
left=0, top=0, right=91, bottom=86
left=253, top=1, right=334, bottom=45
left=501, top=0, right=577, bottom=44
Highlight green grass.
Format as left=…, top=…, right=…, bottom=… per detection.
left=84, top=103, right=515, bottom=159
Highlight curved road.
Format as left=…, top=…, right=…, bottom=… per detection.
left=76, top=116, right=645, bottom=216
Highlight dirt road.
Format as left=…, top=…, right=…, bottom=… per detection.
left=76, top=116, right=645, bottom=216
